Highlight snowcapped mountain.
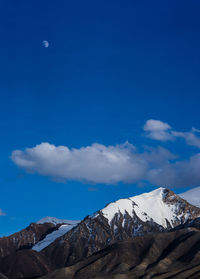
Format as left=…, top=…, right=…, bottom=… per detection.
left=39, top=187, right=200, bottom=271
left=92, top=187, right=200, bottom=230
left=179, top=187, right=200, bottom=208
left=37, top=216, right=79, bottom=226
left=1, top=187, right=200, bottom=279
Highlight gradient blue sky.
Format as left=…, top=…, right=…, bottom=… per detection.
left=1, top=0, right=200, bottom=236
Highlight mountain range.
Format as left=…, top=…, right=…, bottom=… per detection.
left=0, top=187, right=200, bottom=279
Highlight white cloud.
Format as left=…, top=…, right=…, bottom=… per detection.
left=12, top=142, right=176, bottom=185
left=144, top=120, right=200, bottom=148
left=0, top=209, right=6, bottom=216
left=144, top=119, right=171, bottom=131
left=172, top=128, right=200, bottom=148
left=147, top=153, right=200, bottom=188
left=11, top=142, right=148, bottom=184
left=11, top=121, right=200, bottom=188
left=144, top=119, right=174, bottom=141
left=13, top=141, right=200, bottom=187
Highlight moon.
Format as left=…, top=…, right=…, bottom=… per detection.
left=42, top=40, right=49, bottom=48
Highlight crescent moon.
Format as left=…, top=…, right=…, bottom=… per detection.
left=42, top=40, right=49, bottom=48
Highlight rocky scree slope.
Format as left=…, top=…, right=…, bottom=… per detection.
left=40, top=226, right=200, bottom=279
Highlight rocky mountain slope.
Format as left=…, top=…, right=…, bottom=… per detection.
left=0, top=222, right=57, bottom=260
left=32, top=220, right=79, bottom=252
left=1, top=187, right=200, bottom=279
left=0, top=218, right=79, bottom=278
left=40, top=226, right=200, bottom=279
left=0, top=217, right=78, bottom=260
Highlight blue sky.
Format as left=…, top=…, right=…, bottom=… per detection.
left=1, top=0, right=200, bottom=236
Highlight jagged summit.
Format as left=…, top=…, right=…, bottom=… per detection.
left=93, top=187, right=199, bottom=229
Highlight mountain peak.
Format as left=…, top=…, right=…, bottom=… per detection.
left=95, top=187, right=200, bottom=229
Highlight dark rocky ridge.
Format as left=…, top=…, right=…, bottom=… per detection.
left=41, top=212, right=164, bottom=270
left=0, top=222, right=61, bottom=278
left=0, top=222, right=59, bottom=259
left=40, top=227, right=200, bottom=279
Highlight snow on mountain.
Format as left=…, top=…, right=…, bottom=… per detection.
left=33, top=188, right=200, bottom=253
left=93, top=187, right=199, bottom=229
left=32, top=221, right=79, bottom=252
left=36, top=216, right=79, bottom=226
left=29, top=187, right=200, bottom=269
left=179, top=187, right=200, bottom=208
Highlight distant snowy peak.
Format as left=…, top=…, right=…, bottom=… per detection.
left=33, top=217, right=80, bottom=251
left=32, top=224, right=77, bottom=252
left=94, top=187, right=200, bottom=229
left=179, top=187, right=200, bottom=208
left=36, top=216, right=79, bottom=226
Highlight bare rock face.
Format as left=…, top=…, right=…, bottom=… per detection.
left=40, top=227, right=200, bottom=279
